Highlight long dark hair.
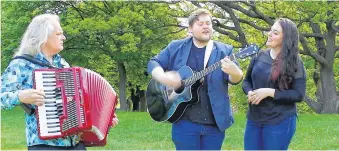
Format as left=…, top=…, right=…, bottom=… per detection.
left=270, top=18, right=300, bottom=90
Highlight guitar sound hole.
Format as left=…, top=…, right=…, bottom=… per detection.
left=174, top=86, right=184, bottom=94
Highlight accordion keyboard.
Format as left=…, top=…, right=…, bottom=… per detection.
left=35, top=71, right=63, bottom=137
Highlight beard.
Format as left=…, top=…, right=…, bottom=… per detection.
left=195, top=36, right=211, bottom=43
left=193, top=33, right=212, bottom=43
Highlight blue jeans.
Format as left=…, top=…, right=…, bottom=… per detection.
left=172, top=120, right=225, bottom=150
left=244, top=115, right=296, bottom=150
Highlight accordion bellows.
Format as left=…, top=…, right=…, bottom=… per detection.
left=34, top=67, right=118, bottom=146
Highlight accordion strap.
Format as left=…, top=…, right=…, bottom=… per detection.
left=14, top=54, right=58, bottom=69
left=13, top=54, right=58, bottom=115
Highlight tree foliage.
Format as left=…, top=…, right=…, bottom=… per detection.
left=192, top=1, right=339, bottom=113
left=3, top=1, right=337, bottom=113
left=1, top=1, right=186, bottom=111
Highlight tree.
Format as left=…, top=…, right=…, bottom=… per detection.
left=1, top=1, right=186, bottom=111
left=58, top=1, right=185, bottom=110
left=192, top=1, right=339, bottom=113
left=1, top=1, right=50, bottom=72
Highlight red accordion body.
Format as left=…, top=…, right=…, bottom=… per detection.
left=33, top=67, right=117, bottom=146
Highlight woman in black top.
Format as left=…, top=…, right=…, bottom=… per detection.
left=242, top=18, right=306, bottom=150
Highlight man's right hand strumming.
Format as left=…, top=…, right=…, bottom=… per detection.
left=18, top=89, right=45, bottom=106
left=151, top=67, right=182, bottom=90
left=164, top=71, right=182, bottom=89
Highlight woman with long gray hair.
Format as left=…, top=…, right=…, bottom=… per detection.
left=1, top=13, right=118, bottom=150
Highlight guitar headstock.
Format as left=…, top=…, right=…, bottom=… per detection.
left=234, top=44, right=259, bottom=59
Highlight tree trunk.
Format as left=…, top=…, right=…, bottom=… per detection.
left=139, top=90, right=147, bottom=112
left=131, top=87, right=140, bottom=111
left=118, top=62, right=128, bottom=111
left=319, top=67, right=338, bottom=113
left=319, top=25, right=338, bottom=113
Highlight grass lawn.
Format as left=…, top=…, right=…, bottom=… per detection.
left=1, top=106, right=339, bottom=150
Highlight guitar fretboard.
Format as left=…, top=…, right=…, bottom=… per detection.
left=182, top=54, right=235, bottom=86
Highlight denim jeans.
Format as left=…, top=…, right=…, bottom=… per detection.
left=172, top=120, right=225, bottom=150
left=244, top=115, right=296, bottom=150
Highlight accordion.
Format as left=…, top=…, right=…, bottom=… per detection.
left=33, top=67, right=118, bottom=146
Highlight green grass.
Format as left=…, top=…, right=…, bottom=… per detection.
left=1, top=106, right=339, bottom=150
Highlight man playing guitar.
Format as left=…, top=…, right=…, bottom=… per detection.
left=147, top=8, right=243, bottom=150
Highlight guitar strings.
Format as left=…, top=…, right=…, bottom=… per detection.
left=182, top=61, right=222, bottom=86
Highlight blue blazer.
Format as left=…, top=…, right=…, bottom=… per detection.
left=147, top=37, right=235, bottom=131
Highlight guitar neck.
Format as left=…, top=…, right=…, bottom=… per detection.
left=182, top=54, right=236, bottom=86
